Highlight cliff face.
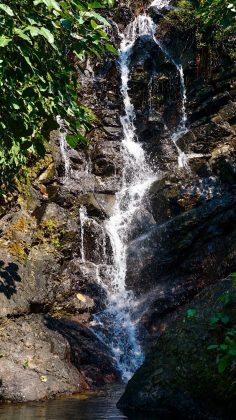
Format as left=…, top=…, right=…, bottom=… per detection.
left=0, top=0, right=235, bottom=402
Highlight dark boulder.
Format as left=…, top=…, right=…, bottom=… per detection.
left=118, top=278, right=236, bottom=419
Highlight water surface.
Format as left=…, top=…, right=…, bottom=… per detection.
left=0, top=386, right=157, bottom=420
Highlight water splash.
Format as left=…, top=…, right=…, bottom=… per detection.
left=57, top=117, right=71, bottom=182
left=150, top=0, right=172, bottom=8
left=79, top=206, right=87, bottom=263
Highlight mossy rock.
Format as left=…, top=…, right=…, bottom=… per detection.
left=118, top=278, right=236, bottom=419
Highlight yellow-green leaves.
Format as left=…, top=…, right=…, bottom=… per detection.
left=0, top=3, right=14, bottom=16
left=0, top=35, right=11, bottom=47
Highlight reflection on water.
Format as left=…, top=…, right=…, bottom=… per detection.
left=0, top=386, right=157, bottom=420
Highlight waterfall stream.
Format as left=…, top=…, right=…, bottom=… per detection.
left=60, top=0, right=189, bottom=382
left=57, top=117, right=72, bottom=182
left=91, top=0, right=189, bottom=382
left=91, top=16, right=157, bottom=381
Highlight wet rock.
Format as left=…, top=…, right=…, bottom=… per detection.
left=94, top=194, right=116, bottom=218
left=56, top=259, right=108, bottom=314
left=103, top=126, right=122, bottom=137
left=126, top=188, right=236, bottom=315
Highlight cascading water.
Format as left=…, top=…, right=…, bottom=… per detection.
left=60, top=0, right=189, bottom=382
left=79, top=206, right=87, bottom=263
left=92, top=0, right=190, bottom=381
left=57, top=117, right=72, bottom=182
left=170, top=64, right=188, bottom=168
left=92, top=14, right=159, bottom=382
left=146, top=9, right=189, bottom=167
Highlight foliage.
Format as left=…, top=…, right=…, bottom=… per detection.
left=196, top=0, right=236, bottom=38
left=165, top=0, right=196, bottom=32
left=0, top=0, right=115, bottom=185
left=208, top=275, right=236, bottom=374
left=165, top=0, right=236, bottom=45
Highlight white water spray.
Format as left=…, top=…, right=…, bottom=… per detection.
left=171, top=64, right=189, bottom=168
left=57, top=117, right=72, bottom=182
left=150, top=0, right=172, bottom=8
left=79, top=206, right=87, bottom=263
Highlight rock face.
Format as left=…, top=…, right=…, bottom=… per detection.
left=0, top=0, right=235, bottom=403
left=118, top=278, right=236, bottom=419
left=0, top=314, right=117, bottom=402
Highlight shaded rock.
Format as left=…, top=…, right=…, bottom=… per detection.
left=118, top=278, right=236, bottom=419
left=0, top=314, right=118, bottom=402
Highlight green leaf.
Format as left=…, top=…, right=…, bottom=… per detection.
left=0, top=3, right=14, bottom=16
left=219, top=344, right=228, bottom=351
left=39, top=27, right=55, bottom=44
left=90, top=19, right=99, bottom=29
left=105, top=43, right=118, bottom=55
left=44, top=0, right=61, bottom=11
left=23, top=360, right=29, bottom=369
left=207, top=344, right=219, bottom=350
left=221, top=315, right=230, bottom=325
left=66, top=134, right=79, bottom=148
left=14, top=28, right=32, bottom=43
left=218, top=356, right=228, bottom=373
left=0, top=36, right=12, bottom=47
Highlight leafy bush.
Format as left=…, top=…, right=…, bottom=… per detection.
left=196, top=0, right=236, bottom=37
left=0, top=0, right=115, bottom=183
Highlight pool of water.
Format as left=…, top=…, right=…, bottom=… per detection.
left=0, top=386, right=157, bottom=420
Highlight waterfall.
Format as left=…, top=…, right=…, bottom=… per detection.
left=149, top=25, right=189, bottom=168
left=150, top=0, right=172, bottom=8
left=92, top=13, right=159, bottom=383
left=170, top=65, right=188, bottom=168
left=91, top=0, right=189, bottom=382
left=59, top=0, right=189, bottom=382
left=79, top=206, right=87, bottom=263
left=57, top=117, right=72, bottom=182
